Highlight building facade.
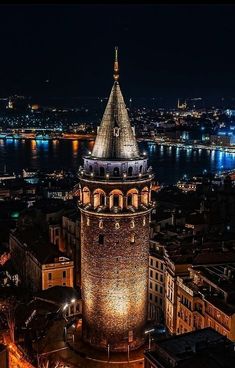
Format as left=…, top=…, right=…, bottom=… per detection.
left=176, top=264, right=235, bottom=341
left=9, top=230, right=74, bottom=292
left=78, top=48, right=153, bottom=351
left=148, top=240, right=165, bottom=323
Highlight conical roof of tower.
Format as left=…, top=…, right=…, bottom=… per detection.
left=91, top=48, right=140, bottom=160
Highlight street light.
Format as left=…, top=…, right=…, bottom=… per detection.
left=145, top=328, right=155, bottom=350
left=71, top=298, right=75, bottom=303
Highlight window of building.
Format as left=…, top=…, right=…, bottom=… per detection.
left=113, top=167, right=120, bottom=177
left=100, top=194, right=105, bottom=206
left=113, top=195, right=119, bottom=207
left=150, top=258, right=153, bottom=266
left=155, top=295, right=158, bottom=303
left=150, top=281, right=153, bottom=289
left=160, top=286, right=163, bottom=294
left=130, top=234, right=135, bottom=243
left=155, top=284, right=158, bottom=292
left=160, top=274, right=163, bottom=282
left=100, top=167, right=105, bottom=176
left=99, top=234, right=104, bottom=245
left=155, top=273, right=158, bottom=280
left=127, top=195, right=132, bottom=206
left=160, top=297, right=162, bottom=306
left=150, top=293, right=152, bottom=301
left=63, top=271, right=66, bottom=278
left=128, top=167, right=133, bottom=176
left=48, top=272, right=52, bottom=280
left=155, top=261, right=159, bottom=268
left=63, top=282, right=66, bottom=286
left=150, top=270, right=153, bottom=278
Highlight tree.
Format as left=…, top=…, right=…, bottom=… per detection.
left=38, top=355, right=63, bottom=368
left=1, top=296, right=18, bottom=343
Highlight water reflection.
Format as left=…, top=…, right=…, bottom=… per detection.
left=0, top=139, right=235, bottom=184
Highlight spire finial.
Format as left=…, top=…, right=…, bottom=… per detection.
left=113, top=46, right=119, bottom=81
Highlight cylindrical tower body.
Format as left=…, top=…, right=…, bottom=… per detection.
left=78, top=157, right=153, bottom=351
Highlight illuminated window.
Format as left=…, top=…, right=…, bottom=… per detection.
left=99, top=234, right=104, bottom=245
left=130, top=234, right=135, bottom=243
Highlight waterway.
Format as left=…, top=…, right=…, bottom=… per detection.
left=1, top=138, right=235, bottom=184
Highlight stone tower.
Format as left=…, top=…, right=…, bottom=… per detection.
left=78, top=47, right=153, bottom=351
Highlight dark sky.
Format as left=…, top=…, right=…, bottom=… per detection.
left=0, top=4, right=235, bottom=101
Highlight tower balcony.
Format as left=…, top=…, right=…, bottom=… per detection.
left=79, top=156, right=153, bottom=183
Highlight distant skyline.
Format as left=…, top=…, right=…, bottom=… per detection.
left=1, top=4, right=235, bottom=101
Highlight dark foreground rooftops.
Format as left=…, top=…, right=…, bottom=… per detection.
left=144, top=328, right=235, bottom=368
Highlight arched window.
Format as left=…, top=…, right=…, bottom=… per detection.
left=109, top=189, right=123, bottom=209
left=113, top=167, right=120, bottom=177
left=82, top=187, right=90, bottom=205
left=100, top=194, right=105, bottom=206
left=126, top=188, right=138, bottom=208
left=93, top=189, right=106, bottom=208
left=89, top=165, right=93, bottom=172
left=128, top=167, right=133, bottom=176
left=139, top=165, right=143, bottom=173
left=141, top=186, right=149, bottom=205
left=113, top=195, right=119, bottom=206
left=127, top=195, right=132, bottom=206
left=100, top=167, right=105, bottom=177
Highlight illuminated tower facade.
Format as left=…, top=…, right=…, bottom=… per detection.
left=78, top=48, right=153, bottom=351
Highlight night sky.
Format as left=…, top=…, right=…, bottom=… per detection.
left=1, top=4, right=235, bottom=102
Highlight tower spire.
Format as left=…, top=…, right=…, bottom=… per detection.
left=113, top=46, right=119, bottom=81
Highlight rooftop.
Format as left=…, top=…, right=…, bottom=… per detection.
left=145, top=328, right=235, bottom=368
left=11, top=228, right=71, bottom=265
left=91, top=48, right=140, bottom=160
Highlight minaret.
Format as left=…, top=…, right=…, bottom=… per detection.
left=78, top=48, right=153, bottom=351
